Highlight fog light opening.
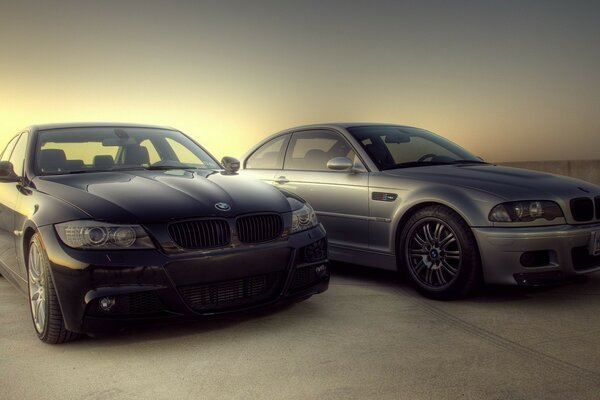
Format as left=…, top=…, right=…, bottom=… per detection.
left=315, top=264, right=328, bottom=277
left=520, top=250, right=551, bottom=268
left=98, top=297, right=116, bottom=312
left=302, top=238, right=328, bottom=263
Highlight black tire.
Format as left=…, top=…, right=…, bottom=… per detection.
left=399, top=205, right=481, bottom=300
left=27, top=233, right=79, bottom=344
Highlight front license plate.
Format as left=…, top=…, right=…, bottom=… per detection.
left=590, top=231, right=600, bottom=256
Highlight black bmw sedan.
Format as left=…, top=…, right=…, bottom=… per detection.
left=0, top=123, right=329, bottom=343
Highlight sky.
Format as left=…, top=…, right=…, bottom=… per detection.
left=1, top=0, right=599, bottom=162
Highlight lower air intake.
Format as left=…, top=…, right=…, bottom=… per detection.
left=179, top=273, right=281, bottom=312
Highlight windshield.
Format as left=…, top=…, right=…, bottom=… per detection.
left=347, top=125, right=485, bottom=170
left=34, top=127, right=221, bottom=176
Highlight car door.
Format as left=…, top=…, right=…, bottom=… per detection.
left=0, top=132, right=27, bottom=278
left=276, top=129, right=370, bottom=250
left=242, top=133, right=291, bottom=184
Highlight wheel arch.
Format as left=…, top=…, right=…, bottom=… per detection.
left=392, top=201, right=483, bottom=272
left=22, top=225, right=38, bottom=269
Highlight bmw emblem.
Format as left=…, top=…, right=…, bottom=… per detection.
left=215, top=202, right=231, bottom=211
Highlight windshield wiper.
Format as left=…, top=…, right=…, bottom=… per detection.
left=383, top=161, right=449, bottom=170
left=145, top=164, right=197, bottom=170
left=450, top=159, right=488, bottom=165
left=382, top=159, right=489, bottom=170
left=64, top=166, right=147, bottom=174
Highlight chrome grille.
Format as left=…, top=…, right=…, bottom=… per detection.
left=179, top=273, right=281, bottom=311
left=236, top=214, right=283, bottom=243
left=169, top=219, right=230, bottom=249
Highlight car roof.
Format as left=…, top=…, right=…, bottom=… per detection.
left=26, top=122, right=175, bottom=133
left=277, top=122, right=418, bottom=132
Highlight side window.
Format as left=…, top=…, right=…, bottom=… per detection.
left=8, top=132, right=29, bottom=177
left=0, top=135, right=19, bottom=161
left=245, top=134, right=290, bottom=169
left=284, top=130, right=356, bottom=171
left=139, top=139, right=161, bottom=164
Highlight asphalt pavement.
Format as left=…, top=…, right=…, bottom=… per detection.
left=1, top=264, right=599, bottom=400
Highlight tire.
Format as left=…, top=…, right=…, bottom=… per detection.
left=28, top=233, right=78, bottom=344
left=399, top=205, right=481, bottom=300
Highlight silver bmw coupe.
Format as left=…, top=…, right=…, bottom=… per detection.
left=242, top=123, right=600, bottom=299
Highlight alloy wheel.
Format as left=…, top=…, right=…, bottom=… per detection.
left=28, top=241, right=47, bottom=334
left=406, top=217, right=462, bottom=289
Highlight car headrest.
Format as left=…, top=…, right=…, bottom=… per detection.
left=38, top=149, right=67, bottom=172
left=93, top=155, right=115, bottom=168
left=124, top=145, right=150, bottom=166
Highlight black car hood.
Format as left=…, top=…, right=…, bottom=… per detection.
left=33, top=170, right=291, bottom=223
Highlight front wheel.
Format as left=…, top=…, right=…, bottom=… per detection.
left=399, top=206, right=481, bottom=300
left=28, top=233, right=78, bottom=344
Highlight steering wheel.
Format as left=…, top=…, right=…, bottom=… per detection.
left=416, top=153, right=436, bottom=162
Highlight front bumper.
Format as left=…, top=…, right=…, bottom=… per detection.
left=39, top=224, right=329, bottom=334
left=473, top=223, right=600, bottom=285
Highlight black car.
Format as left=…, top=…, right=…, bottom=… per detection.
left=0, top=123, right=329, bottom=343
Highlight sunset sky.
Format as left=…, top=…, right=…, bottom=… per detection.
left=1, top=0, right=599, bottom=162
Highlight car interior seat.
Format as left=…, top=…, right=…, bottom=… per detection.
left=93, top=155, right=115, bottom=169
left=123, top=145, right=150, bottom=166
left=64, top=159, right=85, bottom=171
left=303, top=149, right=328, bottom=170
left=38, top=149, right=67, bottom=173
left=364, top=143, right=395, bottom=169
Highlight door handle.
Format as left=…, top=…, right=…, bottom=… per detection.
left=274, top=176, right=289, bottom=184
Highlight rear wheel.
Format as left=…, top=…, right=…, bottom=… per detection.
left=28, top=233, right=78, bottom=344
left=399, top=206, right=481, bottom=300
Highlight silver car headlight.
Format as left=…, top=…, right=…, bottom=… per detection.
left=291, top=203, right=318, bottom=234
left=55, top=221, right=155, bottom=249
left=488, top=201, right=564, bottom=222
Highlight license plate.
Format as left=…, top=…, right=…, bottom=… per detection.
left=590, top=231, right=600, bottom=256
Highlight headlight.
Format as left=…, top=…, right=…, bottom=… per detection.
left=488, top=201, right=564, bottom=222
left=291, top=203, right=318, bottom=234
left=55, top=221, right=155, bottom=249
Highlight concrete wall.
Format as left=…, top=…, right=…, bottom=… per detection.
left=498, top=159, right=600, bottom=186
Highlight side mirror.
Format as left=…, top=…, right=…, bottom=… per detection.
left=0, top=161, right=19, bottom=182
left=327, top=157, right=354, bottom=171
left=221, top=156, right=240, bottom=175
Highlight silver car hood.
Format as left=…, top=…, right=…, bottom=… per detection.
left=380, top=164, right=600, bottom=200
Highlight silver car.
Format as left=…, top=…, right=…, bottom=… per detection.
left=241, top=123, right=600, bottom=299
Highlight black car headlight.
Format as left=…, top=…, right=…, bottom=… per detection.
left=291, top=203, right=318, bottom=234
left=55, top=221, right=155, bottom=249
left=488, top=201, right=564, bottom=223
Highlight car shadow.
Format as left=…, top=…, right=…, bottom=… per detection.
left=69, top=263, right=599, bottom=346
left=328, top=261, right=599, bottom=303
left=71, top=299, right=307, bottom=347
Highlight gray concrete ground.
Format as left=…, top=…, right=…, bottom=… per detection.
left=1, top=264, right=599, bottom=400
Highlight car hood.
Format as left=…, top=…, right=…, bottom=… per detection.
left=381, top=164, right=600, bottom=200
left=33, top=170, right=292, bottom=223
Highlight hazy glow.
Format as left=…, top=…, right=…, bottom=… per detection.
left=1, top=1, right=599, bottom=162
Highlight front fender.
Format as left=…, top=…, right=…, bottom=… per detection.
left=15, top=187, right=90, bottom=277
left=367, top=183, right=501, bottom=258
left=393, top=184, right=500, bottom=228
